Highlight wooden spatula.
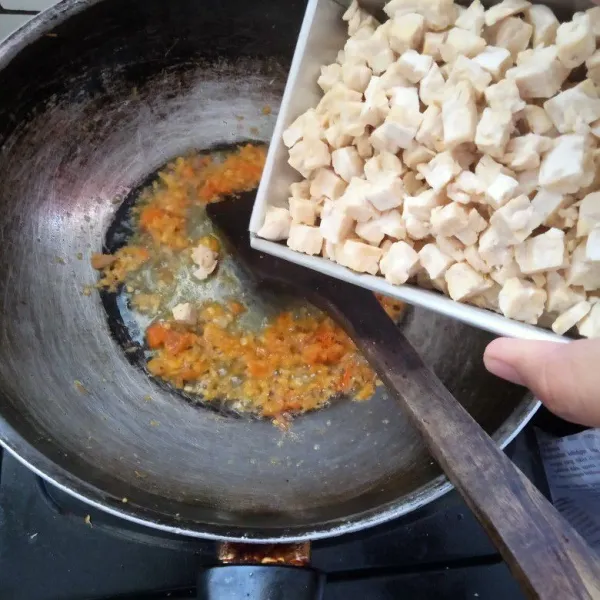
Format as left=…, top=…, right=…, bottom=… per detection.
left=207, top=193, right=600, bottom=600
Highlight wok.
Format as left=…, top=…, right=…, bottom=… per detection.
left=0, top=0, right=538, bottom=545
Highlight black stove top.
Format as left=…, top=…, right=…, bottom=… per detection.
left=0, top=408, right=583, bottom=600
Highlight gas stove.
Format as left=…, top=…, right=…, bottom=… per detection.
left=1, top=406, right=582, bottom=600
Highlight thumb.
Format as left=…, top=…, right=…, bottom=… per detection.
left=484, top=338, right=600, bottom=427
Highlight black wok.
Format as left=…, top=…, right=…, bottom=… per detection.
left=0, top=0, right=537, bottom=545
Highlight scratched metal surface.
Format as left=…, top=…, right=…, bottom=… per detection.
left=0, top=0, right=536, bottom=541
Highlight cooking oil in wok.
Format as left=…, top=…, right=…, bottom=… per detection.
left=95, top=143, right=382, bottom=420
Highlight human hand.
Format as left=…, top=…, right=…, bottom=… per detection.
left=484, top=338, right=600, bottom=427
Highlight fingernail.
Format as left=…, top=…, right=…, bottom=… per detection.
left=484, top=356, right=525, bottom=387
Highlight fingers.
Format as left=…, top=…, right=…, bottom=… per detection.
left=484, top=338, right=600, bottom=428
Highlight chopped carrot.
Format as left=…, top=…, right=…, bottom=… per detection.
left=139, top=206, right=187, bottom=248
left=139, top=206, right=167, bottom=229
left=339, top=366, right=353, bottom=392
left=197, top=145, right=266, bottom=203
left=227, top=301, right=246, bottom=316
left=145, top=306, right=377, bottom=416
left=247, top=360, right=270, bottom=378
left=146, top=323, right=168, bottom=349
left=164, top=330, right=195, bottom=354
left=95, top=246, right=150, bottom=291
left=91, top=253, right=117, bottom=270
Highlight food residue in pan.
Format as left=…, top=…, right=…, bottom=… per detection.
left=144, top=305, right=377, bottom=417
left=93, top=143, right=402, bottom=419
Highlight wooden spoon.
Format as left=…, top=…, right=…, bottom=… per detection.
left=207, top=194, right=600, bottom=600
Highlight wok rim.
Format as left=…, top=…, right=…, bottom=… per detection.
left=0, top=0, right=541, bottom=542
left=0, top=396, right=540, bottom=542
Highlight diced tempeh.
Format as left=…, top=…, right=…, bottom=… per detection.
left=320, top=204, right=354, bottom=244
left=337, top=239, right=383, bottom=274
left=422, top=31, right=448, bottom=61
left=332, top=147, right=364, bottom=182
left=396, top=50, right=433, bottom=83
left=288, top=139, right=331, bottom=178
left=289, top=198, right=318, bottom=225
left=567, top=241, right=600, bottom=290
left=577, top=192, right=600, bottom=237
left=384, top=0, right=457, bottom=31
left=418, top=151, right=461, bottom=190
left=505, top=46, right=569, bottom=99
left=419, top=243, right=455, bottom=279
left=526, top=4, right=559, bottom=47
left=172, top=303, right=197, bottom=324
left=442, top=81, right=478, bottom=148
left=445, top=262, right=492, bottom=301
left=287, top=224, right=324, bottom=255
left=484, top=79, right=525, bottom=114
left=364, top=151, right=406, bottom=181
left=543, top=80, right=600, bottom=134
left=587, top=228, right=600, bottom=261
left=486, top=173, right=519, bottom=209
left=440, top=28, right=486, bottom=62
left=388, top=12, right=426, bottom=54
left=455, top=0, right=485, bottom=35
left=556, top=12, right=595, bottom=68
left=475, top=108, right=513, bottom=159
left=258, top=207, right=292, bottom=241
left=578, top=303, right=600, bottom=338
left=380, top=241, right=420, bottom=284
left=492, top=17, right=532, bottom=58
left=338, top=178, right=380, bottom=223
left=310, top=168, right=347, bottom=200
left=473, top=46, right=512, bottom=80
left=546, top=271, right=586, bottom=313
left=484, top=0, right=531, bottom=27
left=499, top=277, right=547, bottom=324
left=365, top=174, right=404, bottom=211
left=514, top=228, right=565, bottom=274
left=539, top=134, right=588, bottom=194
left=552, top=301, right=591, bottom=335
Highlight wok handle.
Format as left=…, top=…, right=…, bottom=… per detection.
left=321, top=284, right=600, bottom=600
left=197, top=565, right=324, bottom=600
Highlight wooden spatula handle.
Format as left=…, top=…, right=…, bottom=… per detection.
left=323, top=285, right=600, bottom=600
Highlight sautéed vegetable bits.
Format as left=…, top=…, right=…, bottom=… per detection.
left=92, top=144, right=402, bottom=419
